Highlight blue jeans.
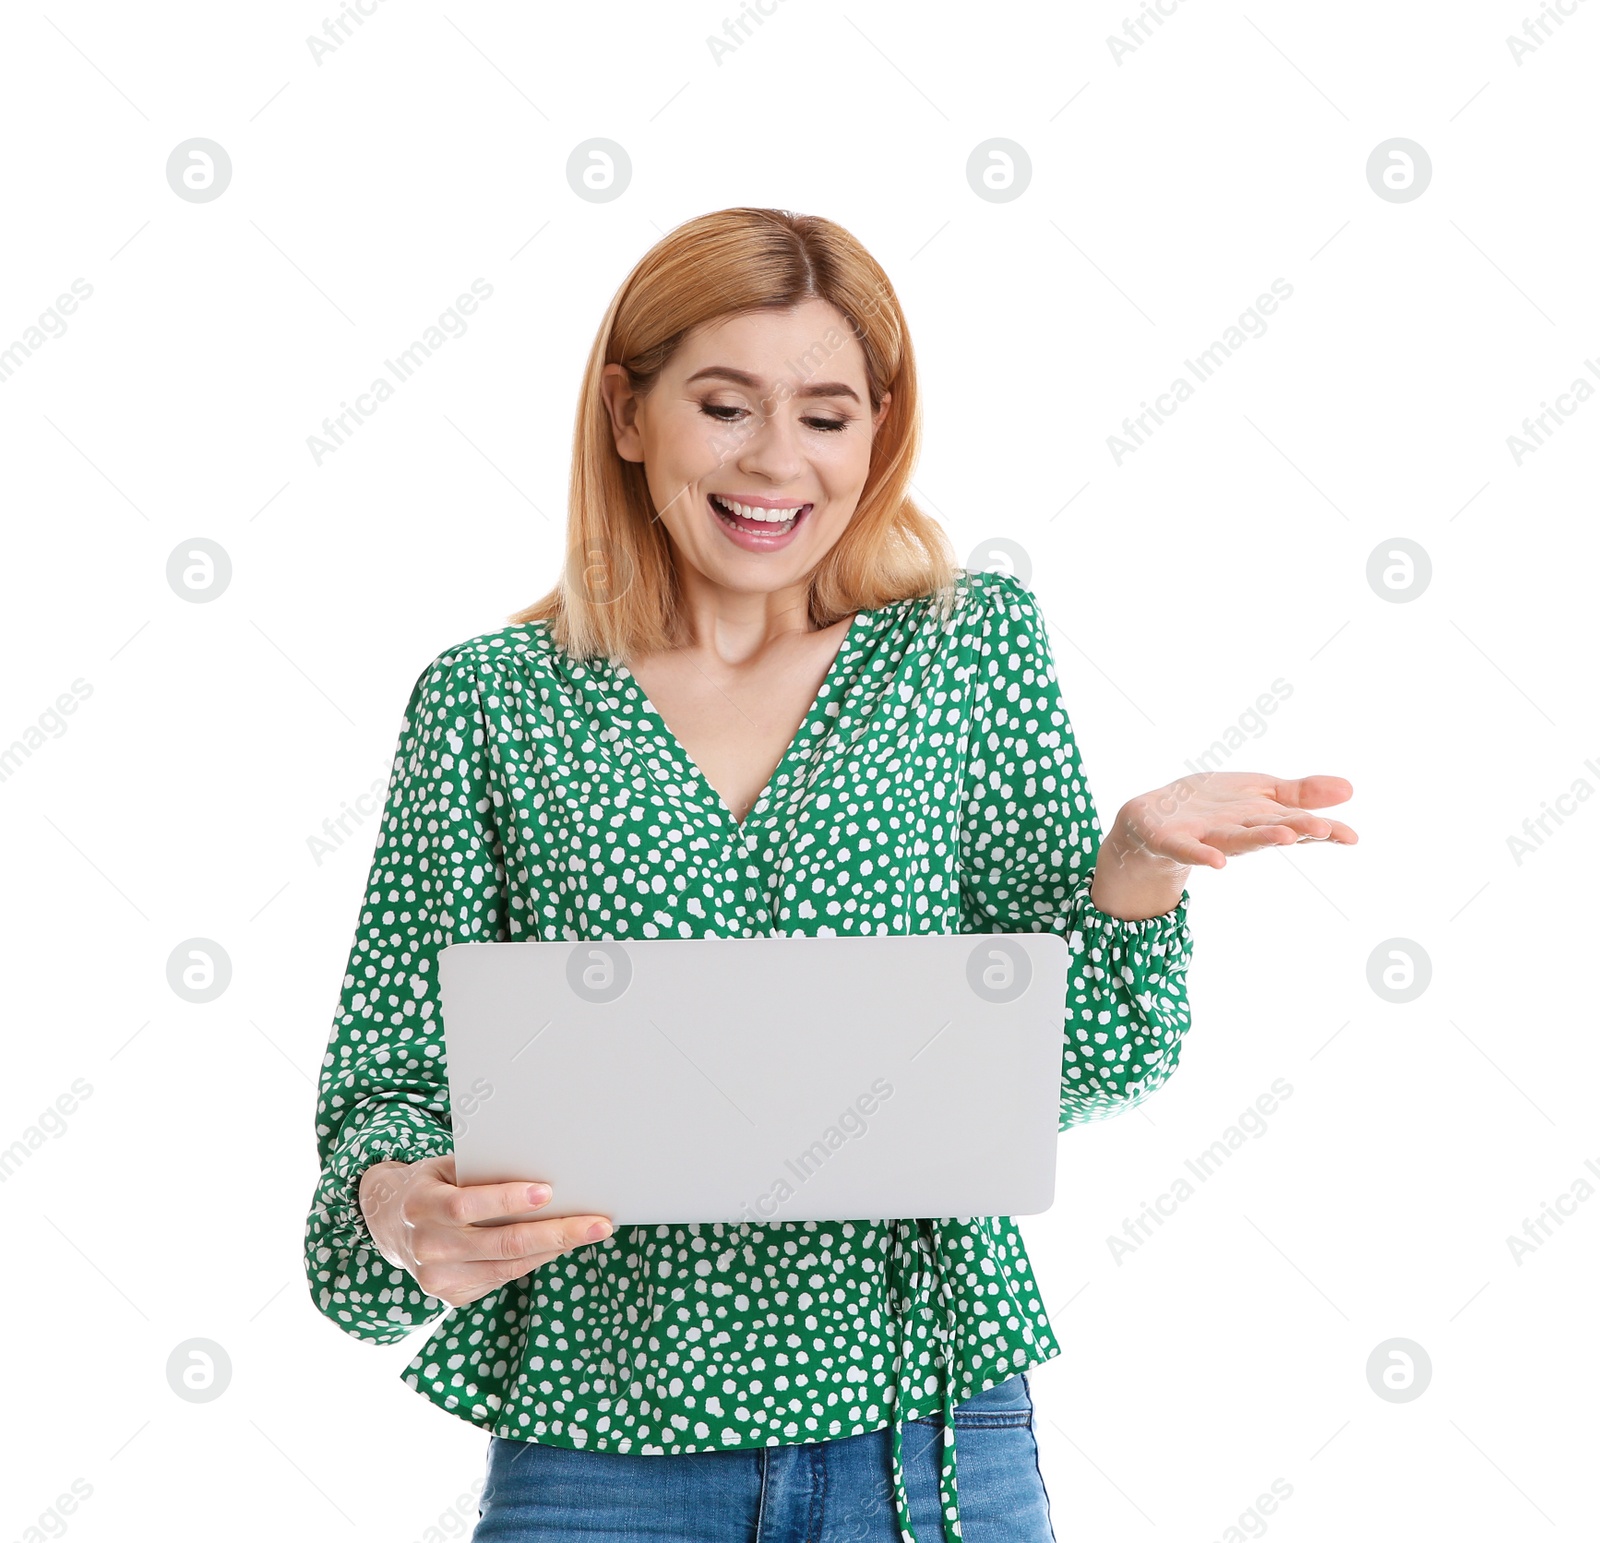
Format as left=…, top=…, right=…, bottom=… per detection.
left=472, top=1372, right=1056, bottom=1542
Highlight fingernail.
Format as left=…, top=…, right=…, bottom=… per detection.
left=586, top=1220, right=612, bottom=1242
left=527, top=1184, right=551, bottom=1207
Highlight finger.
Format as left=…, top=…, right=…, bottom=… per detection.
left=441, top=1214, right=613, bottom=1265
left=1139, top=832, right=1226, bottom=869
left=1250, top=811, right=1360, bottom=845
left=1237, top=808, right=1331, bottom=839
left=483, top=1252, right=569, bottom=1285
left=1295, top=818, right=1359, bottom=845
left=432, top=1177, right=559, bottom=1229
left=422, top=1248, right=586, bottom=1304
left=1270, top=775, right=1354, bottom=811
left=496, top=1240, right=602, bottom=1276
left=1206, top=823, right=1301, bottom=856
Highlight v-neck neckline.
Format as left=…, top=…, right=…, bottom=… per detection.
left=611, top=605, right=877, bottom=833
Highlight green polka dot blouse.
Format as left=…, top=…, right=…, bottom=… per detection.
left=303, top=568, right=1195, bottom=1543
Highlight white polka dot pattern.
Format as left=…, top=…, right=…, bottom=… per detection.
left=303, top=570, right=1194, bottom=1531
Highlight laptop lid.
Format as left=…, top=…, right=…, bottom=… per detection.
left=439, top=933, right=1066, bottom=1226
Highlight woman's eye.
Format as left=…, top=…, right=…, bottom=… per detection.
left=698, top=404, right=848, bottom=433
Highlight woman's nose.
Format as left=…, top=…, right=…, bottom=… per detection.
left=732, top=409, right=806, bottom=483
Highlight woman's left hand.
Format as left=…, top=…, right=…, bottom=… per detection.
left=1088, top=773, right=1357, bottom=921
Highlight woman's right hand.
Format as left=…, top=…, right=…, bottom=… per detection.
left=358, top=1155, right=614, bottom=1309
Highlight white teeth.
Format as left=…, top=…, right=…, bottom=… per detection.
left=711, top=494, right=806, bottom=524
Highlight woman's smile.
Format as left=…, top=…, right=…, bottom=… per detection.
left=706, top=489, right=816, bottom=550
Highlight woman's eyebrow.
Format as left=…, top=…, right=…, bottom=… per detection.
left=684, top=365, right=861, bottom=404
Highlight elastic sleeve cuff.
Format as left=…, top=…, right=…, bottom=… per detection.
left=315, top=1099, right=455, bottom=1251
left=1073, top=883, right=1194, bottom=951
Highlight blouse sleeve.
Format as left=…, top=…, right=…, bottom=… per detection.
left=958, top=572, right=1197, bottom=1131
left=302, top=645, right=507, bottom=1342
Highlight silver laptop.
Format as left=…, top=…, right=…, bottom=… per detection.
left=439, top=934, right=1067, bottom=1226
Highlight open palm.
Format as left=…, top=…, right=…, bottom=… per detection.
left=1111, top=772, right=1358, bottom=873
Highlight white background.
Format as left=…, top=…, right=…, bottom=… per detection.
left=2, top=2, right=1596, bottom=1539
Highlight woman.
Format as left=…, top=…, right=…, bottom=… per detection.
left=303, top=207, right=1356, bottom=1542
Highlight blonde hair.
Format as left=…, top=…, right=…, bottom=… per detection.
left=508, top=206, right=962, bottom=661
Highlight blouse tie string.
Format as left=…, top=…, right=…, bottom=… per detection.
left=884, top=1218, right=964, bottom=1543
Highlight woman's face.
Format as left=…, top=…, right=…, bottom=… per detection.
left=602, top=297, right=890, bottom=601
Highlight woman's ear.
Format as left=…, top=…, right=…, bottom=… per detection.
left=872, top=390, right=892, bottom=434
left=600, top=363, right=645, bottom=462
